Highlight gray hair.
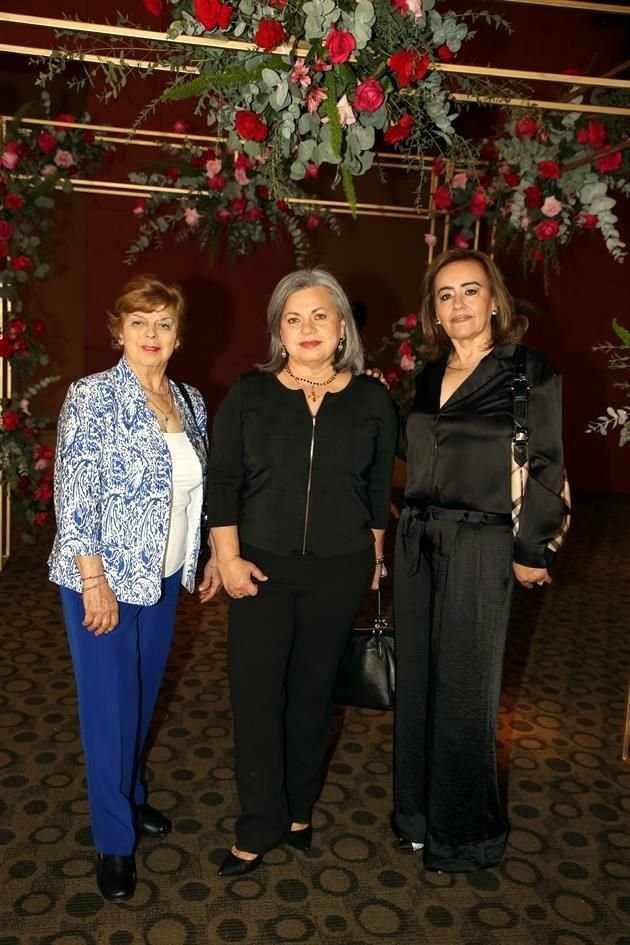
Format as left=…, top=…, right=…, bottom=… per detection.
left=258, top=268, right=365, bottom=374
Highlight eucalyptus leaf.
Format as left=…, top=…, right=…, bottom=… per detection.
left=317, top=140, right=342, bottom=165
left=271, top=81, right=290, bottom=111
left=34, top=197, right=55, bottom=209
left=290, top=160, right=307, bottom=180
left=353, top=124, right=375, bottom=151
left=354, top=1, right=375, bottom=25
left=298, top=139, right=316, bottom=162
left=262, top=69, right=281, bottom=88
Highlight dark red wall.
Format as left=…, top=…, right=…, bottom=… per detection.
left=1, top=0, right=628, bottom=492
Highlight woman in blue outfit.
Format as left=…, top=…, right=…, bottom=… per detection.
left=48, top=274, right=216, bottom=901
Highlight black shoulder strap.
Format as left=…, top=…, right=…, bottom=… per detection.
left=511, top=345, right=530, bottom=468
left=174, top=381, right=208, bottom=459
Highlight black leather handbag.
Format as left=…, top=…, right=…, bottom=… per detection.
left=333, top=589, right=395, bottom=711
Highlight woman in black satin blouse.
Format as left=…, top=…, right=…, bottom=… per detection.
left=393, top=249, right=567, bottom=873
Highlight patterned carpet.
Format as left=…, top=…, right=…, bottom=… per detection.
left=0, top=495, right=629, bottom=945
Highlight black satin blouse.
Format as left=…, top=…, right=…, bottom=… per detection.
left=403, top=344, right=566, bottom=568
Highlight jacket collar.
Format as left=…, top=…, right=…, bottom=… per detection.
left=112, top=357, right=155, bottom=404
left=438, top=343, right=516, bottom=409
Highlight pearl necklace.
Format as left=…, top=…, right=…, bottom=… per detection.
left=284, top=365, right=338, bottom=403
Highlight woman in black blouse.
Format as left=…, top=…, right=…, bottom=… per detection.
left=393, top=249, right=567, bottom=873
left=200, top=268, right=398, bottom=877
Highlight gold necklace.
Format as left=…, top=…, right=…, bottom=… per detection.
left=285, top=365, right=338, bottom=404
left=142, top=383, right=174, bottom=429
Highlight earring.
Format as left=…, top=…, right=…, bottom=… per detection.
left=435, top=319, right=441, bottom=326
left=491, top=309, right=498, bottom=317
left=280, top=344, right=287, bottom=359
left=337, top=336, right=345, bottom=351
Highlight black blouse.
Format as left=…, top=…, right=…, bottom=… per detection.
left=207, top=371, right=398, bottom=557
left=403, top=344, right=566, bottom=568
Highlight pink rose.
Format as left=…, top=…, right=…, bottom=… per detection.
left=184, top=207, right=200, bottom=227
left=173, top=120, right=190, bottom=134
left=54, top=150, right=74, bottom=168
left=306, top=214, right=322, bottom=230
left=541, top=196, right=562, bottom=217
left=424, top=233, right=437, bottom=247
left=405, top=313, right=418, bottom=329
left=451, top=171, right=469, bottom=189
left=234, top=168, right=249, bottom=186
left=133, top=198, right=147, bottom=217
left=41, top=164, right=57, bottom=177
left=454, top=235, right=469, bottom=249
left=1, top=150, right=19, bottom=170
left=353, top=77, right=385, bottom=113
left=400, top=353, right=416, bottom=372
left=324, top=25, right=357, bottom=65
left=206, top=158, right=222, bottom=179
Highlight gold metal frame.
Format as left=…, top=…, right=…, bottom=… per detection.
left=0, top=297, right=11, bottom=573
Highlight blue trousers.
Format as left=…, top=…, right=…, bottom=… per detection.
left=60, top=569, right=182, bottom=855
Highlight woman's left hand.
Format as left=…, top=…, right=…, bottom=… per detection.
left=198, top=559, right=223, bottom=603
left=513, top=563, right=552, bottom=589
left=364, top=368, right=389, bottom=389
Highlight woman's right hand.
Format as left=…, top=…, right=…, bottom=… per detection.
left=82, top=581, right=119, bottom=635
left=218, top=556, right=268, bottom=599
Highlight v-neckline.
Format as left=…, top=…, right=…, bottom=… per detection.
left=438, top=348, right=496, bottom=410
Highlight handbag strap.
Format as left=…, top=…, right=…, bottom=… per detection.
left=374, top=587, right=388, bottom=631
left=511, top=345, right=530, bottom=469
left=174, top=380, right=208, bottom=462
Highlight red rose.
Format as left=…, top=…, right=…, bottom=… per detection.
left=37, top=132, right=58, bottom=154
left=0, top=337, right=14, bottom=358
left=433, top=186, right=453, bottom=210
left=306, top=214, right=322, bottom=230
left=388, top=49, right=430, bottom=88
left=515, top=115, right=538, bottom=139
left=257, top=185, right=270, bottom=200
left=437, top=44, right=453, bottom=62
left=534, top=219, right=559, bottom=241
left=166, top=167, right=181, bottom=181
left=304, top=162, right=319, bottom=180
left=32, top=318, right=46, bottom=337
left=530, top=248, right=545, bottom=261
left=390, top=0, right=407, bottom=12
left=0, top=220, right=13, bottom=241
left=480, top=139, right=498, bottom=162
left=596, top=150, right=622, bottom=174
left=13, top=338, right=28, bottom=353
left=7, top=319, right=25, bottom=337
left=576, top=119, right=606, bottom=150
left=234, top=110, right=268, bottom=143
left=231, top=196, right=247, bottom=215
left=234, top=153, right=253, bottom=172
left=4, top=194, right=24, bottom=210
left=255, top=18, right=286, bottom=52
left=405, top=313, right=418, bottom=329
left=538, top=160, right=561, bottom=180
left=83, top=131, right=96, bottom=144
left=54, top=113, right=75, bottom=131
left=577, top=213, right=598, bottom=229
left=2, top=409, right=20, bottom=431
left=173, top=120, right=190, bottom=134
left=432, top=157, right=445, bottom=176
left=33, top=511, right=49, bottom=527
left=144, top=0, right=163, bottom=14
left=384, top=114, right=414, bottom=144
left=353, top=77, right=385, bottom=113
left=208, top=174, right=227, bottom=190
left=502, top=171, right=520, bottom=187
left=10, top=254, right=31, bottom=270
left=399, top=340, right=413, bottom=358
left=244, top=207, right=264, bottom=222
left=524, top=184, right=543, bottom=208
left=276, top=199, right=289, bottom=212
left=324, top=25, right=357, bottom=65
left=34, top=444, right=53, bottom=461
left=34, top=482, right=53, bottom=501
left=454, top=235, right=470, bottom=249
left=470, top=189, right=488, bottom=217
left=194, top=0, right=233, bottom=30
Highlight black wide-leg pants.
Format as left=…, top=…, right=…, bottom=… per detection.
left=228, top=543, right=374, bottom=854
left=393, top=505, right=513, bottom=872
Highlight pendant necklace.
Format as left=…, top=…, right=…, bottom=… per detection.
left=285, top=364, right=338, bottom=403
left=142, top=382, right=174, bottom=430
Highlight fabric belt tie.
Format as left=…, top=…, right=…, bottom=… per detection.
left=401, top=503, right=513, bottom=576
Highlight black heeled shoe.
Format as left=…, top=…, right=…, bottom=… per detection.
left=136, top=802, right=172, bottom=838
left=396, top=836, right=424, bottom=854
left=284, top=825, right=312, bottom=852
left=96, top=853, right=136, bottom=901
left=217, top=849, right=263, bottom=877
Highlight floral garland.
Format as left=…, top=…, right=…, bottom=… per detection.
left=0, top=99, right=113, bottom=540
left=127, top=132, right=338, bottom=265
left=44, top=1, right=508, bottom=206
left=428, top=110, right=629, bottom=268
left=586, top=320, right=630, bottom=448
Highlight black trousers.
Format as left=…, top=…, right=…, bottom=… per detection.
left=228, top=543, right=374, bottom=854
left=393, top=505, right=513, bottom=872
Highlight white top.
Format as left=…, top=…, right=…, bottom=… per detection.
left=163, top=432, right=203, bottom=578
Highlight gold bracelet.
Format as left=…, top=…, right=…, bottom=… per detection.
left=81, top=573, right=105, bottom=582
left=82, top=578, right=107, bottom=592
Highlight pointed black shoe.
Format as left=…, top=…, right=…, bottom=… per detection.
left=217, top=850, right=263, bottom=878
left=284, top=825, right=312, bottom=852
left=137, top=802, right=172, bottom=838
left=96, top=854, right=136, bottom=901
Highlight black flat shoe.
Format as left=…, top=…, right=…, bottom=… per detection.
left=96, top=853, right=136, bottom=901
left=137, top=802, right=172, bottom=838
left=284, top=825, right=312, bottom=851
left=217, top=850, right=263, bottom=877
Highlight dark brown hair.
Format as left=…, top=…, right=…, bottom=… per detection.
left=107, top=274, right=186, bottom=347
left=419, top=249, right=528, bottom=361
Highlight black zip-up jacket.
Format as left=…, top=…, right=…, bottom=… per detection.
left=206, top=371, right=398, bottom=557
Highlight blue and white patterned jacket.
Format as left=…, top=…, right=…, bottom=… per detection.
left=48, top=357, right=208, bottom=604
